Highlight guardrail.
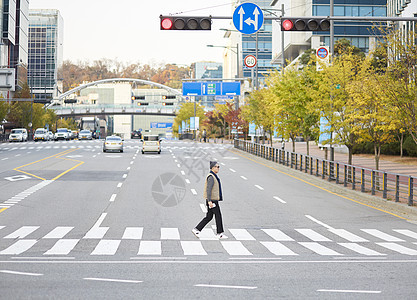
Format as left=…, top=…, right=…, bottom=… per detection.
left=234, top=139, right=416, bottom=206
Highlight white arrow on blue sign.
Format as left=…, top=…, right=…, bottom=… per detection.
left=233, top=2, right=264, bottom=34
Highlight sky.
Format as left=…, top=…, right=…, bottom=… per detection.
left=29, top=0, right=236, bottom=66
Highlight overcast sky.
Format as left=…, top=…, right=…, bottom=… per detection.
left=29, top=0, right=235, bottom=66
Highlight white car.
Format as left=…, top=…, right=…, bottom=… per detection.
left=9, top=128, right=28, bottom=142
left=79, top=130, right=92, bottom=140
left=142, top=140, right=161, bottom=154
left=54, top=128, right=70, bottom=141
left=34, top=128, right=49, bottom=141
left=103, top=136, right=123, bottom=153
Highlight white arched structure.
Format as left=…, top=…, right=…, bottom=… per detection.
left=57, top=78, right=182, bottom=101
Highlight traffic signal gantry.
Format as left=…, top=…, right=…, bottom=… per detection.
left=160, top=15, right=212, bottom=30
left=281, top=18, right=330, bottom=32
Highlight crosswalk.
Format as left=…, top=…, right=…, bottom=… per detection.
left=2, top=225, right=417, bottom=258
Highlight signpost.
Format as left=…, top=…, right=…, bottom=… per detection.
left=233, top=2, right=264, bottom=34
left=316, top=46, right=330, bottom=71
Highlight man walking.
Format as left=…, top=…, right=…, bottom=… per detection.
left=192, top=161, right=228, bottom=239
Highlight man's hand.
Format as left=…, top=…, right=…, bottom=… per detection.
left=208, top=201, right=214, bottom=208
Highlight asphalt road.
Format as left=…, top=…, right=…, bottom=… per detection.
left=1, top=139, right=417, bottom=299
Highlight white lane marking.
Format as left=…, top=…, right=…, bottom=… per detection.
left=161, top=228, right=180, bottom=240
left=261, top=229, right=294, bottom=241
left=84, top=277, right=142, bottom=284
left=109, top=194, right=117, bottom=202
left=199, top=204, right=207, bottom=213
left=0, top=240, right=37, bottom=255
left=177, top=164, right=181, bottom=168
left=377, top=243, right=417, bottom=255
left=195, top=284, right=257, bottom=290
left=122, top=227, right=143, bottom=240
left=92, top=213, right=107, bottom=228
left=174, top=160, right=178, bottom=163
left=127, top=167, right=131, bottom=170
left=0, top=226, right=4, bottom=230
left=393, top=229, right=417, bottom=240
left=83, top=227, right=109, bottom=239
left=299, top=242, right=342, bottom=255
left=317, top=289, right=381, bottom=294
left=296, top=229, right=331, bottom=242
left=43, top=227, right=74, bottom=239
left=305, top=215, right=333, bottom=230
left=181, top=241, right=207, bottom=255
left=122, top=174, right=128, bottom=179
left=329, top=229, right=369, bottom=242
left=5, top=175, right=31, bottom=181
left=338, top=243, right=385, bottom=256
left=117, top=182, right=123, bottom=188
left=361, top=229, right=404, bottom=242
left=185, top=179, right=190, bottom=184
left=261, top=242, right=298, bottom=256
left=181, top=171, right=185, bottom=175
left=1, top=158, right=8, bottom=161
left=4, top=226, right=40, bottom=239
left=191, top=189, right=197, bottom=195
left=138, top=241, right=161, bottom=255
left=0, top=270, right=43, bottom=276
left=240, top=176, right=247, bottom=180
left=44, top=239, right=80, bottom=255
left=130, top=161, right=134, bottom=165
left=254, top=185, right=264, bottom=190
left=273, top=196, right=286, bottom=204
left=229, top=229, right=255, bottom=241
left=91, top=240, right=121, bottom=255
left=219, top=162, right=225, bottom=165
left=221, top=241, right=252, bottom=256
left=229, top=168, right=236, bottom=173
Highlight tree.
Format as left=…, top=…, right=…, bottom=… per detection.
left=173, top=102, right=205, bottom=137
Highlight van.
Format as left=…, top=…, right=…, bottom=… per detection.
left=9, top=128, right=28, bottom=142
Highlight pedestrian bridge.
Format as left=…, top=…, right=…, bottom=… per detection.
left=51, top=103, right=178, bottom=117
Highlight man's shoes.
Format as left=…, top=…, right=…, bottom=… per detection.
left=216, top=233, right=228, bottom=239
left=192, top=228, right=200, bottom=238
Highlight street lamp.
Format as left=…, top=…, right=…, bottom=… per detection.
left=206, top=44, right=240, bottom=79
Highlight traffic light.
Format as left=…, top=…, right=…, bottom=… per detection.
left=160, top=15, right=211, bottom=30
left=162, top=95, right=176, bottom=99
left=162, top=102, right=174, bottom=106
left=281, top=18, right=330, bottom=31
left=131, top=95, right=145, bottom=100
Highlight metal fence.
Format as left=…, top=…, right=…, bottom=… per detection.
left=234, top=139, right=416, bottom=206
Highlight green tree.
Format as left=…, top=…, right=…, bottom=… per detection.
left=173, top=102, right=205, bottom=136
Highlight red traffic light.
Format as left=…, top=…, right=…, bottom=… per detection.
left=161, top=18, right=173, bottom=30
left=282, top=19, right=294, bottom=31
left=160, top=15, right=211, bottom=30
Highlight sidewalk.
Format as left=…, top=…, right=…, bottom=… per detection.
left=273, top=141, right=417, bottom=178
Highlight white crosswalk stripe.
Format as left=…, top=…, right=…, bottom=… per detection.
left=0, top=226, right=416, bottom=257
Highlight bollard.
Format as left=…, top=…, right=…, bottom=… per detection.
left=395, top=175, right=400, bottom=202
left=310, top=157, right=313, bottom=175
left=371, top=170, right=376, bottom=195
left=383, top=172, right=387, bottom=199
left=322, top=160, right=325, bottom=179
left=361, top=169, right=365, bottom=193
left=336, top=163, right=339, bottom=184
left=352, top=167, right=356, bottom=190
left=344, top=165, right=347, bottom=187
left=408, top=177, right=414, bottom=206
left=316, top=159, right=319, bottom=177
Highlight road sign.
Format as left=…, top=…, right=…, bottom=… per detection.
left=316, top=47, right=329, bottom=59
left=233, top=2, right=264, bottom=34
left=182, top=82, right=241, bottom=96
left=244, top=55, right=257, bottom=68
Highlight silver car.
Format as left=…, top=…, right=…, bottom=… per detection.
left=103, top=136, right=123, bottom=153
left=79, top=130, right=92, bottom=140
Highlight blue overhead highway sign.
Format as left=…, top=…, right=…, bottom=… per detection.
left=182, top=82, right=241, bottom=96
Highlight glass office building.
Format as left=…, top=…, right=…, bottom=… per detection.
left=312, top=0, right=387, bottom=52
left=28, top=9, right=63, bottom=103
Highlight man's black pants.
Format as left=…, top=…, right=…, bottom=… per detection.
left=195, top=201, right=224, bottom=234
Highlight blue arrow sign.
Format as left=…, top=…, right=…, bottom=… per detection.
left=182, top=82, right=241, bottom=96
left=233, top=2, right=264, bottom=34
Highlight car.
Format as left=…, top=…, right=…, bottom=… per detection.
left=54, top=128, right=70, bottom=141
left=48, top=131, right=54, bottom=140
left=142, top=140, right=161, bottom=154
left=79, top=130, right=93, bottom=140
left=34, top=128, right=49, bottom=141
left=9, top=128, right=28, bottom=142
left=103, top=136, right=123, bottom=153
left=69, top=130, right=78, bottom=140
left=131, top=130, right=142, bottom=139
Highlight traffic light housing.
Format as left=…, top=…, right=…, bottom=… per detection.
left=160, top=15, right=211, bottom=30
left=162, top=95, right=176, bottom=99
left=281, top=18, right=330, bottom=31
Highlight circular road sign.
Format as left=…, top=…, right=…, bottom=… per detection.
left=316, top=47, right=329, bottom=59
left=244, top=55, right=257, bottom=68
left=233, top=2, right=264, bottom=34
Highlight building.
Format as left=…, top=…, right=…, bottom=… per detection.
left=271, top=0, right=387, bottom=67
left=387, top=0, right=417, bottom=33
left=0, top=0, right=29, bottom=97
left=28, top=9, right=63, bottom=103
left=191, top=61, right=223, bottom=79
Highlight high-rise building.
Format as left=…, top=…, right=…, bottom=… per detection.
left=28, top=9, right=63, bottom=103
left=191, top=62, right=223, bottom=79
left=271, top=0, right=387, bottom=67
left=387, top=0, right=417, bottom=34
left=0, top=0, right=29, bottom=97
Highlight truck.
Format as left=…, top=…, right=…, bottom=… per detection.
left=80, top=117, right=100, bottom=138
